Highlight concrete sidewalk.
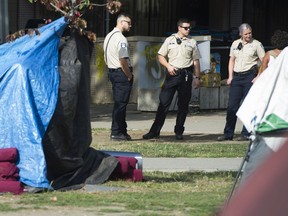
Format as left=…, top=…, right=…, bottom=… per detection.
left=90, top=103, right=244, bottom=134
left=90, top=104, right=246, bottom=172
left=143, top=157, right=243, bottom=172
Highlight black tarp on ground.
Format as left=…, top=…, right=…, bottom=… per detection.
left=42, top=31, right=118, bottom=190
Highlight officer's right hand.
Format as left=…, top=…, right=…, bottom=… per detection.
left=226, top=77, right=233, bottom=85
left=167, top=65, right=177, bottom=76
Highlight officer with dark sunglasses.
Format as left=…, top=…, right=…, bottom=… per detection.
left=143, top=18, right=201, bottom=140
left=103, top=13, right=133, bottom=141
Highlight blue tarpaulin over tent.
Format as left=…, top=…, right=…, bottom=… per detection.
left=0, top=17, right=67, bottom=188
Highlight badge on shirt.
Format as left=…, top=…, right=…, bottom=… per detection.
left=121, top=43, right=127, bottom=48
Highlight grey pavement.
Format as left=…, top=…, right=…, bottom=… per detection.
left=90, top=103, right=246, bottom=172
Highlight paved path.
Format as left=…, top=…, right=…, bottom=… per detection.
left=91, top=104, right=246, bottom=172
left=143, top=157, right=243, bottom=172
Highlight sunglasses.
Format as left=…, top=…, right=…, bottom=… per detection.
left=180, top=26, right=191, bottom=31
left=122, top=20, right=132, bottom=26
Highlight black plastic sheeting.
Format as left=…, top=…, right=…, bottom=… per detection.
left=42, top=31, right=118, bottom=190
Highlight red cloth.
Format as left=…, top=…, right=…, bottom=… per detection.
left=0, top=162, right=20, bottom=181
left=110, top=157, right=143, bottom=182
left=0, top=148, right=18, bottom=163
left=0, top=180, right=24, bottom=195
left=0, top=148, right=18, bottom=162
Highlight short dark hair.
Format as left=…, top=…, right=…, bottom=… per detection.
left=177, top=18, right=191, bottom=27
left=271, top=30, right=288, bottom=50
left=117, top=13, right=131, bottom=20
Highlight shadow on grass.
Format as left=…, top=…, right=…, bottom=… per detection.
left=143, top=171, right=238, bottom=183
left=132, top=133, right=248, bottom=144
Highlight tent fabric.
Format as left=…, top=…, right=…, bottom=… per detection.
left=219, top=140, right=288, bottom=216
left=0, top=17, right=67, bottom=188
left=0, top=17, right=119, bottom=190
left=237, top=47, right=288, bottom=134
left=42, top=32, right=119, bottom=190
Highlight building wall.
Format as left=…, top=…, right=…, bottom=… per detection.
left=0, top=0, right=9, bottom=43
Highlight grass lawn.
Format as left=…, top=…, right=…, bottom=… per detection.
left=0, top=172, right=235, bottom=215
left=0, top=129, right=246, bottom=215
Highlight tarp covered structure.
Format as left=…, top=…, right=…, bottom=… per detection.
left=0, top=17, right=118, bottom=189
left=0, top=17, right=67, bottom=188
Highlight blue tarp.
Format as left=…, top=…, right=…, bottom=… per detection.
left=0, top=17, right=67, bottom=188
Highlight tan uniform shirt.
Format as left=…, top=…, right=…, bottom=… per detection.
left=103, top=27, right=131, bottom=69
left=230, top=38, right=265, bottom=72
left=158, top=34, right=200, bottom=68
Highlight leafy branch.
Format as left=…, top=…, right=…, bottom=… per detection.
left=6, top=0, right=122, bottom=43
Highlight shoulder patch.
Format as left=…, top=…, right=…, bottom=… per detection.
left=121, top=43, right=127, bottom=48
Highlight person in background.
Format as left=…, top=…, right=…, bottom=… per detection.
left=253, top=29, right=288, bottom=82
left=217, top=23, right=265, bottom=141
left=143, top=18, right=201, bottom=140
left=103, top=13, right=133, bottom=141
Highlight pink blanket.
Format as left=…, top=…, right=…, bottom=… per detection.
left=0, top=148, right=18, bottom=162
left=0, top=162, right=20, bottom=181
left=0, top=180, right=24, bottom=195
left=110, top=157, right=143, bottom=182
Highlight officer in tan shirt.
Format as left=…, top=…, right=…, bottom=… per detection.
left=218, top=23, right=265, bottom=141
left=103, top=13, right=133, bottom=141
left=143, top=18, right=201, bottom=140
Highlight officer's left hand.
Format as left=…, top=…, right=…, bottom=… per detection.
left=193, top=79, right=201, bottom=89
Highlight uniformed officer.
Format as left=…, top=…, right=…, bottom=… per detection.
left=217, top=23, right=265, bottom=141
left=103, top=13, right=133, bottom=141
left=143, top=18, right=201, bottom=140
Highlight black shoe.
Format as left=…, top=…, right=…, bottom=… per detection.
left=124, top=134, right=132, bottom=141
left=110, top=134, right=128, bottom=141
left=217, top=135, right=233, bottom=141
left=143, top=132, right=159, bottom=139
left=175, top=134, right=183, bottom=140
left=235, top=136, right=249, bottom=141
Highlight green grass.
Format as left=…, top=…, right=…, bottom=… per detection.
left=95, top=142, right=247, bottom=158
left=0, top=172, right=235, bottom=215
left=0, top=129, right=244, bottom=215
left=91, top=129, right=248, bottom=158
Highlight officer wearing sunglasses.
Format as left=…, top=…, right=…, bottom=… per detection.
left=143, top=18, right=201, bottom=140
left=103, top=13, right=133, bottom=141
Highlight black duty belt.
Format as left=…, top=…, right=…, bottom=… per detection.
left=176, top=66, right=193, bottom=71
left=233, top=65, right=257, bottom=77
left=109, top=68, right=122, bottom=72
left=175, top=66, right=193, bottom=75
left=109, top=67, right=133, bottom=72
